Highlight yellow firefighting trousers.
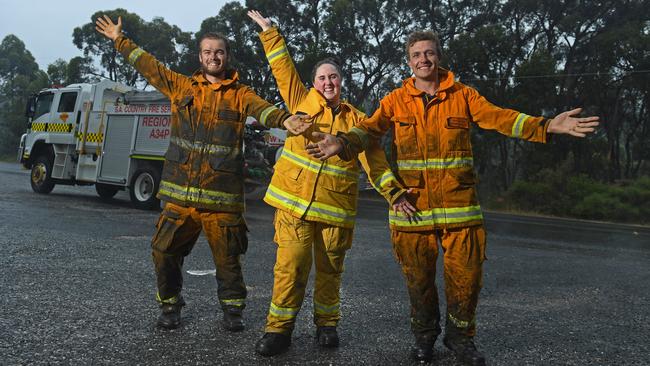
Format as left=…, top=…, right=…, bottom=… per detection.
left=391, top=226, right=486, bottom=337
left=265, top=209, right=353, bottom=334
left=151, top=202, right=248, bottom=309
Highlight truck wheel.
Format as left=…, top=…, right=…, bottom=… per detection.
left=30, top=155, right=55, bottom=194
left=95, top=183, right=119, bottom=200
left=129, top=167, right=160, bottom=210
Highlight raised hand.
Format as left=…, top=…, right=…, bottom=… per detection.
left=392, top=188, right=418, bottom=219
left=95, top=15, right=122, bottom=41
left=283, top=114, right=312, bottom=135
left=547, top=108, right=600, bottom=137
left=305, top=132, right=344, bottom=160
left=247, top=10, right=273, bottom=31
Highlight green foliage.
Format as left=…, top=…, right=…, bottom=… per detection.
left=502, top=172, right=650, bottom=224
left=0, top=35, right=49, bottom=155
left=47, top=57, right=98, bottom=85
left=72, top=8, right=191, bottom=86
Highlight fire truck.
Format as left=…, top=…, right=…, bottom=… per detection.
left=18, top=80, right=285, bottom=209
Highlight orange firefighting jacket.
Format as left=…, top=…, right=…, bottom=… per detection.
left=342, top=69, right=550, bottom=231
left=115, top=36, right=291, bottom=212
left=258, top=27, right=406, bottom=228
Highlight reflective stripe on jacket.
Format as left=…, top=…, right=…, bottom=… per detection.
left=343, top=70, right=550, bottom=231
left=258, top=27, right=405, bottom=228
left=115, top=36, right=291, bottom=212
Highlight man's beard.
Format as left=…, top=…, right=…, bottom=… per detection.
left=202, top=63, right=227, bottom=77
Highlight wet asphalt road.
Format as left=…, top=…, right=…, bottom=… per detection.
left=0, top=161, right=649, bottom=366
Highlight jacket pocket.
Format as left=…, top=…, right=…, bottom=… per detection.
left=212, top=119, right=243, bottom=145
left=208, top=150, right=243, bottom=174
left=217, top=214, right=248, bottom=256
left=319, top=176, right=357, bottom=212
left=172, top=92, right=194, bottom=127
left=398, top=169, right=424, bottom=188
left=151, top=208, right=184, bottom=253
left=208, top=117, right=244, bottom=174
left=445, top=116, right=471, bottom=152
left=392, top=115, right=419, bottom=157
left=275, top=160, right=303, bottom=181
left=449, top=166, right=476, bottom=186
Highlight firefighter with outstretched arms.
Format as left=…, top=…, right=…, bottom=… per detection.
left=247, top=10, right=414, bottom=356
left=305, top=30, right=599, bottom=365
left=95, top=15, right=309, bottom=331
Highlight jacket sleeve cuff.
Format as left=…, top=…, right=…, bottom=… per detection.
left=114, top=35, right=127, bottom=52
left=114, top=35, right=138, bottom=60
left=542, top=118, right=552, bottom=143
left=335, top=132, right=355, bottom=161
left=259, top=26, right=280, bottom=40
left=387, top=188, right=409, bottom=206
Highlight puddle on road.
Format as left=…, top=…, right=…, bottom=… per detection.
left=115, top=236, right=150, bottom=240
left=187, top=269, right=216, bottom=276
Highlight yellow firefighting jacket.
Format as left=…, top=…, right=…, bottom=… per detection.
left=115, top=36, right=291, bottom=212
left=258, top=27, right=406, bottom=229
left=341, top=69, right=550, bottom=231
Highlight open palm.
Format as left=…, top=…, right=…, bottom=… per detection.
left=247, top=10, right=272, bottom=31
left=95, top=15, right=122, bottom=41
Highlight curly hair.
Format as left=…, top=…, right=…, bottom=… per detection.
left=405, top=31, right=442, bottom=59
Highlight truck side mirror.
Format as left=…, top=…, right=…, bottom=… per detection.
left=25, top=95, right=36, bottom=118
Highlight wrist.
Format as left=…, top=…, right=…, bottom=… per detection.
left=546, top=117, right=558, bottom=134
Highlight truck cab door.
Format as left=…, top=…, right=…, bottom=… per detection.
left=51, top=90, right=80, bottom=138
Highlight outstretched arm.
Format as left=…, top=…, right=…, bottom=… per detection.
left=546, top=108, right=599, bottom=137
left=95, top=15, right=189, bottom=99
left=247, top=10, right=309, bottom=114
left=306, top=97, right=396, bottom=161
left=466, top=87, right=599, bottom=142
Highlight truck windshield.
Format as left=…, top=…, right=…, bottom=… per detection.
left=34, top=93, right=54, bottom=119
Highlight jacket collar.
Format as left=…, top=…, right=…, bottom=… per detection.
left=403, top=67, right=455, bottom=96
left=297, top=88, right=353, bottom=117
left=191, top=69, right=239, bottom=90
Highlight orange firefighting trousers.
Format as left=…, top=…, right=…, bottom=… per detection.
left=151, top=202, right=248, bottom=309
left=391, top=226, right=486, bottom=338
left=265, top=209, right=353, bottom=334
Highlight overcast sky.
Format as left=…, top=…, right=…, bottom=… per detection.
left=0, top=0, right=235, bottom=70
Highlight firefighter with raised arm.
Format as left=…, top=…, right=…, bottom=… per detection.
left=95, top=15, right=310, bottom=331
left=305, top=31, right=599, bottom=365
left=247, top=10, right=414, bottom=356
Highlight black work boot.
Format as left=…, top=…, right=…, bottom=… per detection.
left=443, top=335, right=486, bottom=366
left=222, top=306, right=245, bottom=332
left=157, top=298, right=185, bottom=329
left=410, top=333, right=436, bottom=364
left=255, top=332, right=291, bottom=357
left=316, top=326, right=339, bottom=348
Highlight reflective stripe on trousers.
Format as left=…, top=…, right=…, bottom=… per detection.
left=151, top=202, right=248, bottom=307
left=390, top=226, right=486, bottom=338
left=265, top=209, right=352, bottom=334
